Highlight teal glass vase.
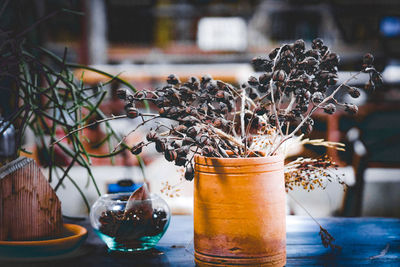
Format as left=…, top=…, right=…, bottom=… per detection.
left=90, top=192, right=170, bottom=252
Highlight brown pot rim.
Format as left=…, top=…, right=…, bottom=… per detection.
left=194, top=153, right=284, bottom=167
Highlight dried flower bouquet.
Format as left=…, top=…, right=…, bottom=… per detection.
left=111, top=38, right=381, bottom=184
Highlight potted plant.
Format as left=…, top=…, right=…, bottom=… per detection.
left=48, top=36, right=381, bottom=264
left=98, top=38, right=381, bottom=266
left=0, top=2, right=141, bottom=246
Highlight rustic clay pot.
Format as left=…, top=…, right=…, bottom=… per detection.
left=194, top=154, right=286, bottom=266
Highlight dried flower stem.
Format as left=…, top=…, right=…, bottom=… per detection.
left=269, top=71, right=362, bottom=155
left=112, top=115, right=160, bottom=152
left=51, top=114, right=127, bottom=146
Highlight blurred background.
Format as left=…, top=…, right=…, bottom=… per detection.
left=2, top=0, right=400, bottom=218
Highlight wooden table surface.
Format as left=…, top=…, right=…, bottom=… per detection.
left=1, top=215, right=399, bottom=266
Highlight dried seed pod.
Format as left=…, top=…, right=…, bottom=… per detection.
left=323, top=103, right=336, bottom=115
left=293, top=39, right=305, bottom=53
left=177, top=146, right=190, bottom=157
left=164, top=149, right=177, bottom=162
left=327, top=77, right=338, bottom=85
left=327, top=52, right=339, bottom=65
left=257, top=84, right=269, bottom=93
left=116, top=88, right=127, bottom=99
left=363, top=53, right=374, bottom=66
left=184, top=165, right=194, bottom=181
left=213, top=118, right=223, bottom=128
left=167, top=74, right=180, bottom=85
left=268, top=48, right=279, bottom=60
left=186, top=126, right=198, bottom=138
left=168, top=106, right=180, bottom=119
left=301, top=118, right=314, bottom=135
left=320, top=45, right=328, bottom=56
left=202, top=145, right=214, bottom=156
left=344, top=103, right=358, bottom=114
left=126, top=107, right=139, bottom=118
left=155, top=139, right=166, bottom=153
left=348, top=87, right=361, bottom=98
left=215, top=90, right=228, bottom=101
left=311, top=92, right=324, bottom=104
left=174, top=124, right=187, bottom=133
left=130, top=142, right=144, bottom=155
left=159, top=107, right=170, bottom=117
left=189, top=76, right=200, bottom=86
left=201, top=74, right=212, bottom=84
left=312, top=38, right=323, bottom=50
left=171, top=139, right=183, bottom=148
left=196, top=135, right=210, bottom=146
left=371, top=71, right=383, bottom=88
left=175, top=157, right=187, bottom=166
left=182, top=137, right=195, bottom=146
left=252, top=56, right=267, bottom=67
left=273, top=70, right=286, bottom=82
left=146, top=131, right=157, bottom=142
left=248, top=76, right=259, bottom=86
left=134, top=91, right=146, bottom=99
left=259, top=73, right=272, bottom=85
left=247, top=87, right=259, bottom=100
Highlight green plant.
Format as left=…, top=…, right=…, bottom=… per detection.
left=0, top=2, right=142, bottom=211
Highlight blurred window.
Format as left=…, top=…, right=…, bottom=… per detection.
left=270, top=10, right=321, bottom=41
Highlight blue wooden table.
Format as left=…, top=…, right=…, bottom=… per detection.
left=1, top=216, right=399, bottom=266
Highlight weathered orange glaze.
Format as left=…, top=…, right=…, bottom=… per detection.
left=194, top=154, right=286, bottom=266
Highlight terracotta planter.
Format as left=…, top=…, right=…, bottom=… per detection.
left=194, top=154, right=286, bottom=266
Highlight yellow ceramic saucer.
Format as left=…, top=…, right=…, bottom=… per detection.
left=0, top=224, right=87, bottom=259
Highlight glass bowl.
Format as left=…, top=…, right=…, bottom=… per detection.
left=90, top=192, right=171, bottom=252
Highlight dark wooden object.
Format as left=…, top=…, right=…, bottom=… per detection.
left=2, top=215, right=398, bottom=266
left=0, top=157, right=62, bottom=241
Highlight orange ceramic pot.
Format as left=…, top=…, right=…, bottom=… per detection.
left=194, top=154, right=286, bottom=266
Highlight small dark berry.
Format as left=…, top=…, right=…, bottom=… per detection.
left=248, top=76, right=259, bottom=86
left=259, top=73, right=272, bottom=85
left=127, top=107, right=139, bottom=118
left=167, top=74, right=180, bottom=85
left=363, top=53, right=374, bottom=66
left=268, top=48, right=279, bottom=60
left=182, top=137, right=195, bottom=146
left=344, top=103, right=358, bottom=114
left=174, top=124, right=187, bottom=133
left=164, top=149, right=177, bottom=162
left=311, top=92, right=324, bottom=104
left=159, top=107, right=170, bottom=117
left=202, top=146, right=214, bottom=156
left=155, top=139, right=166, bottom=153
left=323, top=103, right=336, bottom=115
left=186, top=126, right=198, bottom=138
left=247, top=87, right=259, bottom=100
left=312, top=38, right=323, bottom=50
left=201, top=74, right=213, bottom=84
left=146, top=131, right=157, bottom=142
left=130, top=142, right=144, bottom=155
left=175, top=157, right=187, bottom=166
left=184, top=165, right=194, bottom=181
left=348, top=87, right=361, bottom=98
left=293, top=39, right=305, bottom=52
left=134, top=91, right=146, bottom=99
